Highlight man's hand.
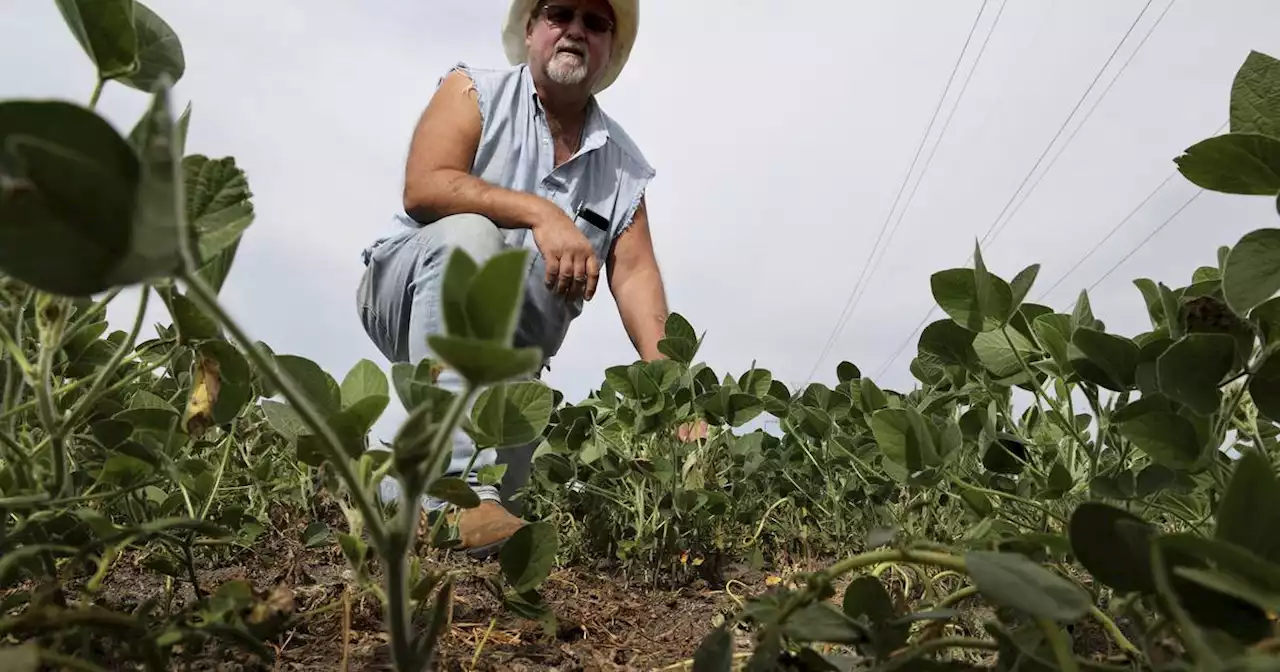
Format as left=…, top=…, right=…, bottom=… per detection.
left=530, top=202, right=602, bottom=301
left=676, top=419, right=710, bottom=443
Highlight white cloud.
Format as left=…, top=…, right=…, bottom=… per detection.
left=5, top=0, right=1280, bottom=443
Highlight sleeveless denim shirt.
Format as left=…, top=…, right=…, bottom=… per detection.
left=367, top=62, right=656, bottom=363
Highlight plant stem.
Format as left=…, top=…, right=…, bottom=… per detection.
left=1090, top=605, right=1145, bottom=662
left=178, top=269, right=386, bottom=545
left=880, top=637, right=999, bottom=671
left=60, top=286, right=151, bottom=434
left=947, top=475, right=1067, bottom=525
left=826, top=548, right=966, bottom=582
left=1036, top=617, right=1079, bottom=672
left=88, top=78, right=105, bottom=108
left=37, top=299, right=70, bottom=497
left=1003, top=329, right=1092, bottom=456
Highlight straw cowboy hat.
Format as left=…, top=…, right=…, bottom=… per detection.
left=502, top=0, right=639, bottom=94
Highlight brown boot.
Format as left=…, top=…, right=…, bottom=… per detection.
left=454, top=500, right=526, bottom=559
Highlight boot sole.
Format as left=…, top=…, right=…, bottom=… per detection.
left=464, top=539, right=507, bottom=560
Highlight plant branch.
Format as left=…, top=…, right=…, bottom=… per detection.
left=60, top=286, right=151, bottom=434
left=1003, top=328, right=1092, bottom=455
left=947, top=475, right=1068, bottom=525
left=1036, top=617, right=1079, bottom=672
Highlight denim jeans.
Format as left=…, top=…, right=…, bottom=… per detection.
left=355, top=214, right=541, bottom=515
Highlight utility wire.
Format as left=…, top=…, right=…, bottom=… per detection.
left=1036, top=118, right=1227, bottom=304
left=984, top=0, right=1177, bottom=246
left=806, top=0, right=1011, bottom=385
left=870, top=0, right=1160, bottom=381
left=1082, top=189, right=1204, bottom=296
left=804, top=0, right=993, bottom=384
left=976, top=0, right=1157, bottom=248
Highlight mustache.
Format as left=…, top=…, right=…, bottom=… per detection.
left=554, top=38, right=588, bottom=57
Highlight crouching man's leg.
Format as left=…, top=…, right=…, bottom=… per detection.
left=356, top=213, right=533, bottom=558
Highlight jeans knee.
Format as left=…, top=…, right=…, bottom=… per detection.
left=412, top=213, right=506, bottom=262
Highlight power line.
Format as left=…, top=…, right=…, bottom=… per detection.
left=976, top=0, right=1157, bottom=248
left=812, top=0, right=1012, bottom=382
left=1035, top=119, right=1226, bottom=304
left=870, top=0, right=1160, bottom=381
left=1082, top=188, right=1205, bottom=295
left=803, top=0, right=994, bottom=384
left=983, top=0, right=1177, bottom=245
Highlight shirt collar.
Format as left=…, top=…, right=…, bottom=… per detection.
left=521, top=63, right=610, bottom=157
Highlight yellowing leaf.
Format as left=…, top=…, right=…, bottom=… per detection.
left=184, top=354, right=220, bottom=437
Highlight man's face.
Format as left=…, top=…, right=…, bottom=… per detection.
left=526, top=0, right=615, bottom=90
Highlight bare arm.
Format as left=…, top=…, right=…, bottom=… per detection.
left=402, top=69, right=603, bottom=296
left=402, top=69, right=546, bottom=229
left=607, top=197, right=669, bottom=361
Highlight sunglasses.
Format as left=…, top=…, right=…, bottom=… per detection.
left=537, top=3, right=615, bottom=34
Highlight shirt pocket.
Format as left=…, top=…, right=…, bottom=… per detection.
left=574, top=205, right=614, bottom=264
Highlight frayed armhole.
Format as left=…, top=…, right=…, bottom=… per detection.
left=437, top=62, right=487, bottom=134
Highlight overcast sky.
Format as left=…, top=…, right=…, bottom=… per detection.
left=6, top=0, right=1280, bottom=441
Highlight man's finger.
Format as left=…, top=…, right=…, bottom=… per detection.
left=556, top=254, right=576, bottom=295
left=585, top=254, right=601, bottom=300
left=545, top=253, right=560, bottom=287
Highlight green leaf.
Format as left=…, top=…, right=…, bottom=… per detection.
left=983, top=434, right=1029, bottom=475
left=1175, top=133, right=1280, bottom=195
left=1072, top=290, right=1098, bottom=331
left=1133, top=278, right=1165, bottom=328
left=783, top=603, right=867, bottom=645
left=1114, top=397, right=1203, bottom=470
left=0, top=101, right=140, bottom=296
left=0, top=645, right=40, bottom=672
left=918, top=319, right=979, bottom=368
left=186, top=156, right=254, bottom=293
left=341, top=359, right=389, bottom=408
left=117, top=2, right=184, bottom=92
left=1160, top=283, right=1185, bottom=339
left=965, top=550, right=1090, bottom=621
left=167, top=291, right=218, bottom=341
left=1008, top=265, right=1040, bottom=314
left=260, top=400, right=308, bottom=439
left=932, top=267, right=1011, bottom=332
left=1136, top=463, right=1175, bottom=497
left=871, top=407, right=939, bottom=474
left=108, top=77, right=183, bottom=287
left=691, top=627, right=733, bottom=672
left=428, top=336, right=541, bottom=386
left=1224, top=229, right=1280, bottom=315
left=427, top=477, right=481, bottom=509
left=466, top=248, right=530, bottom=343
left=1250, top=352, right=1280, bottom=423
left=477, top=463, right=507, bottom=486
left=843, top=576, right=908, bottom=654
left=302, top=521, right=331, bottom=548
left=836, top=361, right=861, bottom=383
left=55, top=0, right=138, bottom=79
left=337, top=394, right=388, bottom=440
left=1155, top=333, right=1235, bottom=415
left=974, top=327, right=1038, bottom=379
left=275, top=355, right=341, bottom=417
left=1232, top=51, right=1280, bottom=138
left=499, top=521, right=558, bottom=594
left=440, top=249, right=479, bottom=337
left=1070, top=328, right=1139, bottom=392
left=1215, top=450, right=1280, bottom=564
left=471, top=381, right=554, bottom=449
left=1068, top=502, right=1156, bottom=594
left=1032, top=313, right=1073, bottom=374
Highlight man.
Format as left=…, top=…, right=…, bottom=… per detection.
left=356, top=0, right=693, bottom=558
